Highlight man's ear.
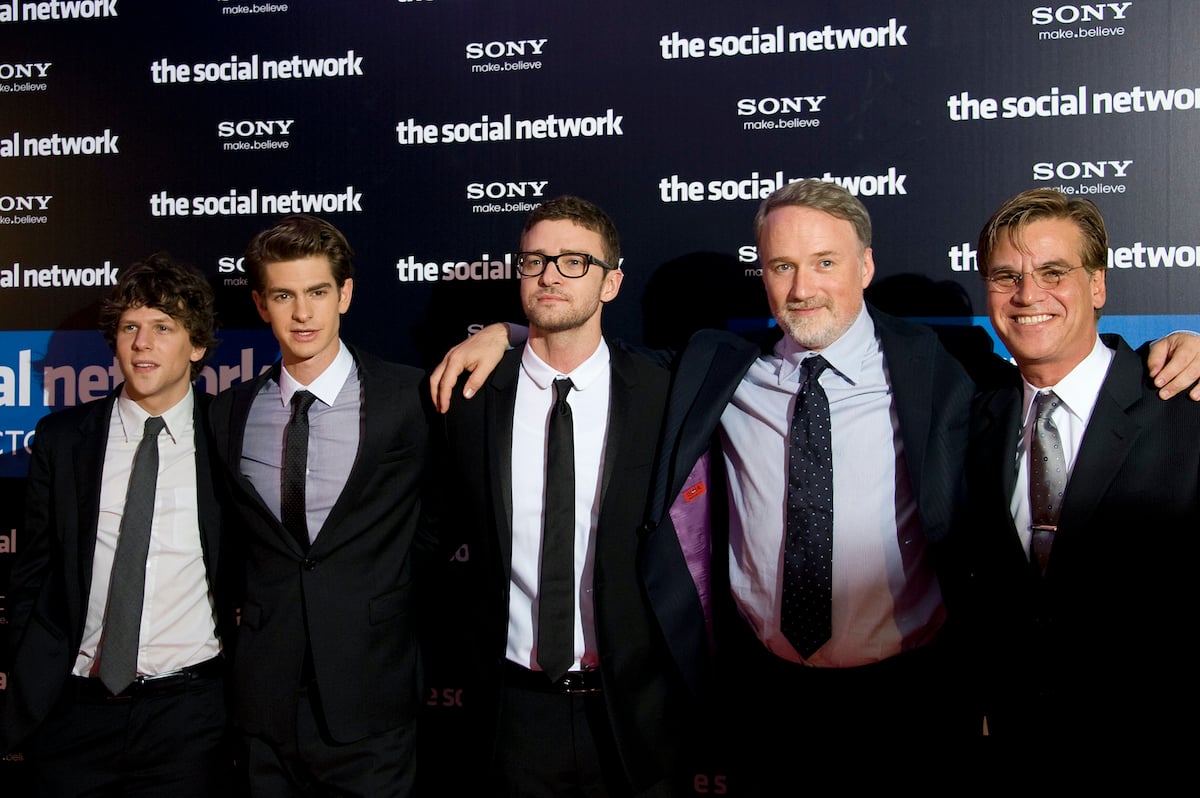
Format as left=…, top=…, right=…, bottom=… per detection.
left=600, top=269, right=623, bottom=303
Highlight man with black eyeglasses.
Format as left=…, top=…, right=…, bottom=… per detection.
left=435, top=196, right=695, bottom=796
left=432, top=184, right=1200, bottom=782
left=968, top=188, right=1200, bottom=741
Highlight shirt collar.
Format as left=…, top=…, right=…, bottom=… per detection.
left=278, top=340, right=353, bottom=408
left=520, top=337, right=611, bottom=392
left=117, top=385, right=193, bottom=444
left=1020, top=335, right=1115, bottom=427
left=772, top=303, right=874, bottom=387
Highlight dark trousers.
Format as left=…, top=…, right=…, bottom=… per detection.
left=244, top=682, right=415, bottom=798
left=493, top=681, right=629, bottom=798
left=715, top=621, right=980, bottom=795
left=23, top=671, right=230, bottom=798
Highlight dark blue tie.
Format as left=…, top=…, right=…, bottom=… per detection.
left=781, top=356, right=833, bottom=659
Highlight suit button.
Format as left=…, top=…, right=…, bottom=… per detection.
left=303, top=558, right=318, bottom=571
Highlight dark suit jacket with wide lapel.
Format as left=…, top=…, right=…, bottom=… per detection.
left=441, top=340, right=693, bottom=794
left=1, top=387, right=227, bottom=753
left=646, top=304, right=976, bottom=671
left=209, top=345, right=432, bottom=745
left=968, top=334, right=1200, bottom=735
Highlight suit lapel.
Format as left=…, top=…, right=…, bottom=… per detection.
left=873, top=309, right=933, bottom=500
left=312, top=355, right=373, bottom=545
left=655, top=333, right=758, bottom=518
left=488, top=351, right=520, bottom=577
left=979, top=388, right=1023, bottom=507
left=192, top=389, right=222, bottom=577
left=225, top=365, right=299, bottom=551
left=224, top=365, right=271, bottom=466
left=72, top=392, right=117, bottom=621
left=975, top=385, right=1027, bottom=558
left=600, top=346, right=637, bottom=505
left=1057, top=339, right=1143, bottom=533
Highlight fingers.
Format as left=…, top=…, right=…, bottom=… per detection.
left=429, top=356, right=454, bottom=414
left=1149, top=332, right=1200, bottom=400
left=428, top=324, right=512, bottom=413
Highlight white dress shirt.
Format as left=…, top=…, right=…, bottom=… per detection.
left=74, top=389, right=220, bottom=677
left=241, top=341, right=360, bottom=542
left=720, top=306, right=945, bottom=667
left=1010, top=336, right=1115, bottom=554
left=508, top=340, right=611, bottom=672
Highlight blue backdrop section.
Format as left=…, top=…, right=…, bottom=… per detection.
left=0, top=330, right=111, bottom=470
left=911, top=314, right=1200, bottom=363
left=0, top=328, right=279, bottom=477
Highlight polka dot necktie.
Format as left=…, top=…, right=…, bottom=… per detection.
left=282, top=390, right=317, bottom=550
left=781, top=355, right=833, bottom=660
left=1029, top=390, right=1066, bottom=576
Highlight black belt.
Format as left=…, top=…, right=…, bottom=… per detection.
left=503, top=661, right=602, bottom=694
left=70, top=657, right=223, bottom=701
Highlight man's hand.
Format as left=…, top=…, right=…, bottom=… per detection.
left=430, top=323, right=511, bottom=413
left=1147, top=331, right=1200, bottom=400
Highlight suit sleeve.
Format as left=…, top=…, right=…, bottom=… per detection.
left=5, top=415, right=59, bottom=651
left=412, top=379, right=444, bottom=569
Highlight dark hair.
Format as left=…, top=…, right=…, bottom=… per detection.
left=977, top=188, right=1108, bottom=277
left=754, top=179, right=872, bottom=250
left=522, top=196, right=621, bottom=266
left=243, top=214, right=355, bottom=292
left=99, top=253, right=219, bottom=379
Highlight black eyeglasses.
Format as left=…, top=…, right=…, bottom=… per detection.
left=981, top=265, right=1084, bottom=293
left=515, top=251, right=614, bottom=279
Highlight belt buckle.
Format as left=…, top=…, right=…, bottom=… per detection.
left=136, top=667, right=187, bottom=684
left=558, top=670, right=601, bottom=694
left=127, top=666, right=191, bottom=695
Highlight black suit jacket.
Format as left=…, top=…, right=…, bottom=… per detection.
left=1, top=387, right=228, bottom=752
left=440, top=341, right=694, bottom=794
left=968, top=335, right=1200, bottom=735
left=644, top=305, right=977, bottom=675
left=208, top=346, right=432, bottom=745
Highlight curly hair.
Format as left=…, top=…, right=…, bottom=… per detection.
left=99, top=253, right=219, bottom=379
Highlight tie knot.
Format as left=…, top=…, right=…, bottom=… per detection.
left=802, top=355, right=829, bottom=385
left=143, top=415, right=166, bottom=438
left=291, top=390, right=317, bottom=416
left=553, top=378, right=573, bottom=407
left=1034, top=390, right=1060, bottom=420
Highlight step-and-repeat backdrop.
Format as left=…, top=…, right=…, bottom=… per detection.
left=3, top=0, right=1197, bottom=790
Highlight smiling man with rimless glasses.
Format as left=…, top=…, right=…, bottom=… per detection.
left=969, top=188, right=1200, bottom=742
left=434, top=196, right=698, bottom=796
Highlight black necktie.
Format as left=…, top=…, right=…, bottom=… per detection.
left=781, top=356, right=833, bottom=660
left=99, top=415, right=166, bottom=695
left=537, top=377, right=575, bottom=682
left=282, top=390, right=317, bottom=549
left=1029, top=390, right=1067, bottom=576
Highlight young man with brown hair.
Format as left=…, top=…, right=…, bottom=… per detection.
left=2, top=254, right=234, bottom=796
